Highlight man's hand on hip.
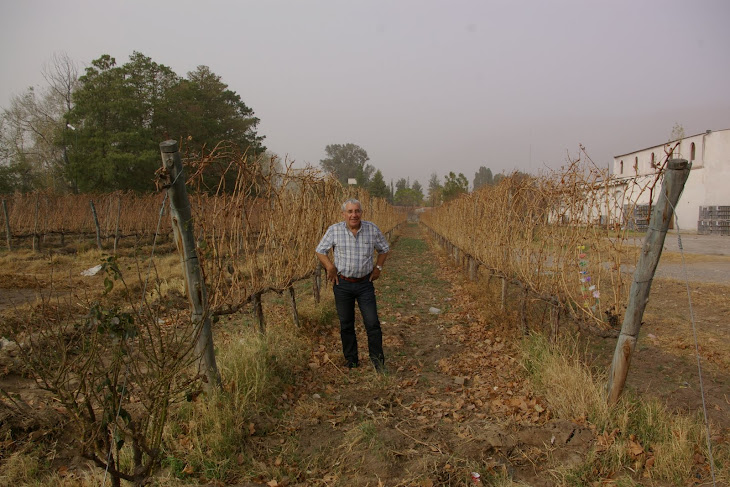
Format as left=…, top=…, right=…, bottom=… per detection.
left=370, top=268, right=381, bottom=281
left=326, top=266, right=339, bottom=285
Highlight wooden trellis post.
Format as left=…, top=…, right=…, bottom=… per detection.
left=90, top=200, right=102, bottom=250
left=159, top=140, right=220, bottom=389
left=501, top=277, right=507, bottom=311
left=287, top=285, right=300, bottom=328
left=606, top=159, right=691, bottom=404
left=113, top=194, right=122, bottom=254
left=2, top=199, right=10, bottom=251
left=253, top=292, right=265, bottom=333
left=33, top=194, right=40, bottom=252
left=313, top=262, right=322, bottom=304
left=520, top=285, right=529, bottom=334
left=468, top=256, right=478, bottom=281
left=550, top=305, right=561, bottom=343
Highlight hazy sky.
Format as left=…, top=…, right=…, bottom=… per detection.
left=2, top=0, right=729, bottom=188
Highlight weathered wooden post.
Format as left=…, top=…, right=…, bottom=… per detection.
left=2, top=199, right=10, bottom=251
left=113, top=194, right=122, bottom=254
left=468, top=256, right=478, bottom=281
left=550, top=306, right=560, bottom=343
left=313, top=261, right=322, bottom=304
left=500, top=277, right=507, bottom=311
left=287, top=285, right=300, bottom=328
left=159, top=140, right=220, bottom=388
left=58, top=195, right=65, bottom=246
left=90, top=200, right=102, bottom=250
left=32, top=194, right=41, bottom=252
left=520, top=285, right=529, bottom=335
left=253, top=292, right=265, bottom=333
left=606, top=159, right=691, bottom=404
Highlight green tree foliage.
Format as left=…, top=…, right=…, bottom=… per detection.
left=394, top=187, right=422, bottom=206
left=393, top=178, right=424, bottom=207
left=368, top=169, right=390, bottom=199
left=319, top=143, right=374, bottom=186
left=68, top=54, right=171, bottom=191
left=427, top=172, right=442, bottom=207
left=160, top=65, right=264, bottom=153
left=411, top=180, right=424, bottom=202
left=67, top=52, right=264, bottom=192
left=473, top=166, right=493, bottom=190
left=441, top=171, right=469, bottom=202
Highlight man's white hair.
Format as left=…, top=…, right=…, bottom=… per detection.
left=341, top=198, right=363, bottom=211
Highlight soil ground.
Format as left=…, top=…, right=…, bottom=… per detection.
left=1, top=223, right=728, bottom=486
left=244, top=223, right=592, bottom=486
left=243, top=223, right=729, bottom=486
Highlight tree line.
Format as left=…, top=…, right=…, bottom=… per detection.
left=1, top=52, right=266, bottom=193
left=319, top=142, right=520, bottom=207
left=1, top=51, right=524, bottom=201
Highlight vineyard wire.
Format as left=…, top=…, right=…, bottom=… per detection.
left=669, top=198, right=717, bottom=487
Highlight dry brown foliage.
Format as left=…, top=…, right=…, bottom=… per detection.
left=422, top=149, right=667, bottom=329
left=3, top=191, right=166, bottom=240
left=179, top=144, right=404, bottom=315
left=2, top=144, right=405, bottom=314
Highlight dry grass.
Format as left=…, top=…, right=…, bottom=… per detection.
left=0, top=451, right=111, bottom=487
left=657, top=252, right=730, bottom=264
left=521, top=333, right=728, bottom=485
left=521, top=334, right=613, bottom=431
left=160, top=303, right=309, bottom=483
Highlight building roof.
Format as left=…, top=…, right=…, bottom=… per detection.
left=613, top=128, right=730, bottom=159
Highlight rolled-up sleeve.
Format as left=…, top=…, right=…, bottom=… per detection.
left=373, top=225, right=389, bottom=254
left=315, top=226, right=334, bottom=255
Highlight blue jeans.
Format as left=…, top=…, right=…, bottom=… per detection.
left=333, top=278, right=384, bottom=367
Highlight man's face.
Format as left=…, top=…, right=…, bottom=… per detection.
left=343, top=203, right=362, bottom=229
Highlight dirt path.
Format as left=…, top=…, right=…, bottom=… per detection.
left=250, top=224, right=592, bottom=486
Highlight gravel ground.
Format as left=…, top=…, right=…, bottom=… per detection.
left=627, top=232, right=730, bottom=284
left=660, top=232, right=730, bottom=256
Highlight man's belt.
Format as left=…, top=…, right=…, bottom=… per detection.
left=338, top=273, right=370, bottom=283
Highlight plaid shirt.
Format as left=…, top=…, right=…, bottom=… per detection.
left=315, top=221, right=390, bottom=278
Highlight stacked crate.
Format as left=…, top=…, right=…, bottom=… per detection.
left=624, top=204, right=651, bottom=232
left=698, top=206, right=730, bottom=235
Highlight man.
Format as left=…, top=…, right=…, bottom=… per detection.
left=315, top=198, right=390, bottom=371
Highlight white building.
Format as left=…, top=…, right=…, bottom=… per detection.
left=611, top=128, right=730, bottom=233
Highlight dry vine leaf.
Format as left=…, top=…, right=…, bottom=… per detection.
left=628, top=438, right=644, bottom=456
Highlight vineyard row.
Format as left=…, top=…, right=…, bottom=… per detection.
left=420, top=160, right=662, bottom=331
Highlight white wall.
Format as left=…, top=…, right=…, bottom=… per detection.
left=611, top=129, right=730, bottom=232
